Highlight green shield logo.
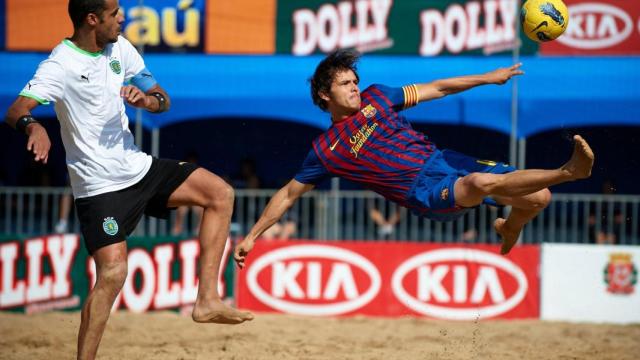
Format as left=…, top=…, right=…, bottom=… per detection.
left=109, top=59, right=122, bottom=74
left=102, top=217, right=119, bottom=236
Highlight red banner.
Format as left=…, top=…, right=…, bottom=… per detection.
left=237, top=240, right=539, bottom=320
left=541, top=0, right=640, bottom=55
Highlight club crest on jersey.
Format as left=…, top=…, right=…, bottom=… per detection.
left=102, top=217, right=119, bottom=236
left=361, top=104, right=377, bottom=118
left=109, top=59, right=122, bottom=74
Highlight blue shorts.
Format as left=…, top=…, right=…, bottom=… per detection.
left=407, top=149, right=516, bottom=221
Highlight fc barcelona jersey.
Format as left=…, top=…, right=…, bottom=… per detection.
left=295, top=84, right=436, bottom=207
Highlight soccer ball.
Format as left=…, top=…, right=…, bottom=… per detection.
left=520, top=0, right=569, bottom=42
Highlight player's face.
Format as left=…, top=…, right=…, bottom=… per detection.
left=326, top=70, right=361, bottom=114
left=96, top=0, right=124, bottom=44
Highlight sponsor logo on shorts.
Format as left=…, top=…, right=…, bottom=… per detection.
left=246, top=244, right=381, bottom=316
left=360, top=104, right=377, bottom=118
left=102, top=217, right=119, bottom=236
left=109, top=59, right=122, bottom=74
left=476, top=159, right=497, bottom=167
left=440, top=188, right=449, bottom=200
left=391, top=248, right=529, bottom=320
left=604, top=253, right=637, bottom=295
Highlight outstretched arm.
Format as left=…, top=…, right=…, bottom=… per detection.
left=234, top=179, right=315, bottom=268
left=5, top=96, right=51, bottom=164
left=416, top=63, right=523, bottom=102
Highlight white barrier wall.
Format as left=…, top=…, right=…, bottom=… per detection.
left=541, top=244, right=640, bottom=324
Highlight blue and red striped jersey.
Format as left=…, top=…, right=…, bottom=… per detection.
left=295, top=84, right=437, bottom=207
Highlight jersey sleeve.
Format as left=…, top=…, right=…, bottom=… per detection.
left=294, top=149, right=331, bottom=185
left=371, top=84, right=419, bottom=111
left=119, top=36, right=146, bottom=82
left=19, top=58, right=65, bottom=105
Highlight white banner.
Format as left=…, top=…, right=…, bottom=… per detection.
left=541, top=244, right=640, bottom=324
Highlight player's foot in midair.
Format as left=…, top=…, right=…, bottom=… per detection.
left=495, top=218, right=522, bottom=255
left=561, top=135, right=594, bottom=180
left=192, top=299, right=254, bottom=324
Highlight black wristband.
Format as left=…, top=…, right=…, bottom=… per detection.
left=15, top=115, right=39, bottom=134
left=149, top=92, right=167, bottom=113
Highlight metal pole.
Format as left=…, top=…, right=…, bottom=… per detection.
left=510, top=0, right=522, bottom=169
left=330, top=177, right=340, bottom=240
left=135, top=0, right=144, bottom=149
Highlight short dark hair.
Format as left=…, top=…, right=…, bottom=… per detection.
left=309, top=49, right=361, bottom=112
left=68, top=0, right=107, bottom=29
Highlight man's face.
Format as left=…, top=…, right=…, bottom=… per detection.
left=324, top=69, right=361, bottom=114
left=95, top=0, right=124, bottom=44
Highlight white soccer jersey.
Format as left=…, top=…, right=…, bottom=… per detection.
left=20, top=36, right=152, bottom=198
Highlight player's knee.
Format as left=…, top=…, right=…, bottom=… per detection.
left=205, top=182, right=234, bottom=210
left=532, top=188, right=552, bottom=209
left=98, top=261, right=127, bottom=292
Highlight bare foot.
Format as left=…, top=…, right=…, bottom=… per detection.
left=192, top=299, right=254, bottom=325
left=494, top=218, right=522, bottom=255
left=561, top=135, right=594, bottom=180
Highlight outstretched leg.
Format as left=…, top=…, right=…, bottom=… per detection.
left=168, top=168, right=253, bottom=324
left=78, top=242, right=128, bottom=360
left=454, top=135, right=594, bottom=254
left=455, top=135, right=593, bottom=204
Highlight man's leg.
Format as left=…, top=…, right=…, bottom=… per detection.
left=454, top=135, right=593, bottom=204
left=168, top=168, right=253, bottom=324
left=491, top=191, right=551, bottom=254
left=453, top=135, right=594, bottom=254
left=77, top=242, right=127, bottom=360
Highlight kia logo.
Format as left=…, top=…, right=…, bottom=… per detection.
left=391, top=248, right=528, bottom=320
left=558, top=3, right=633, bottom=49
left=246, top=245, right=381, bottom=316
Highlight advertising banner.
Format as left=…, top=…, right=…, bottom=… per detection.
left=540, top=0, right=640, bottom=55
left=541, top=243, right=640, bottom=324
left=237, top=241, right=540, bottom=320
left=0, top=234, right=233, bottom=314
left=4, top=0, right=205, bottom=53
left=276, top=0, right=538, bottom=56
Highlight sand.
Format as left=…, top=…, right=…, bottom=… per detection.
left=1, top=311, right=639, bottom=359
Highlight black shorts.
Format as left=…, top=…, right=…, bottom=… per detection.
left=75, top=158, right=198, bottom=254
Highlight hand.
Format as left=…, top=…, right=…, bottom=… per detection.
left=234, top=238, right=255, bottom=269
left=26, top=123, right=51, bottom=164
left=121, top=85, right=151, bottom=109
left=485, top=63, right=524, bottom=85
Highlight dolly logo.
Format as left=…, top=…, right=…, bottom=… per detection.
left=102, top=217, right=119, bottom=236
left=109, top=59, right=122, bottom=74
left=604, top=253, right=637, bottom=295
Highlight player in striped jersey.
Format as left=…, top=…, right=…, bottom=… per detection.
left=234, top=50, right=594, bottom=264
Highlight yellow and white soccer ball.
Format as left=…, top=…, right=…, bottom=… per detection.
left=521, top=0, right=569, bottom=42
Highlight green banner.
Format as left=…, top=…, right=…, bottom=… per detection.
left=276, top=0, right=538, bottom=55
left=0, top=234, right=235, bottom=313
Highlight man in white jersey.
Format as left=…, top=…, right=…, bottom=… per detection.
left=4, top=1, right=253, bottom=359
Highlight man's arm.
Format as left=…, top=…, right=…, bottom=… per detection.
left=234, top=179, right=315, bottom=268
left=5, top=96, right=51, bottom=163
left=120, top=84, right=171, bottom=113
left=416, top=63, right=523, bottom=102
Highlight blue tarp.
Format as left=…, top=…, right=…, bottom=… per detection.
left=1, top=52, right=638, bottom=137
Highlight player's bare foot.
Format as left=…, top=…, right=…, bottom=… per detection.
left=561, top=135, right=594, bottom=180
left=192, top=299, right=254, bottom=325
left=495, top=218, right=521, bottom=255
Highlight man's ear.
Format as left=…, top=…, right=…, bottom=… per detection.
left=318, top=91, right=330, bottom=102
left=86, top=13, right=100, bottom=26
